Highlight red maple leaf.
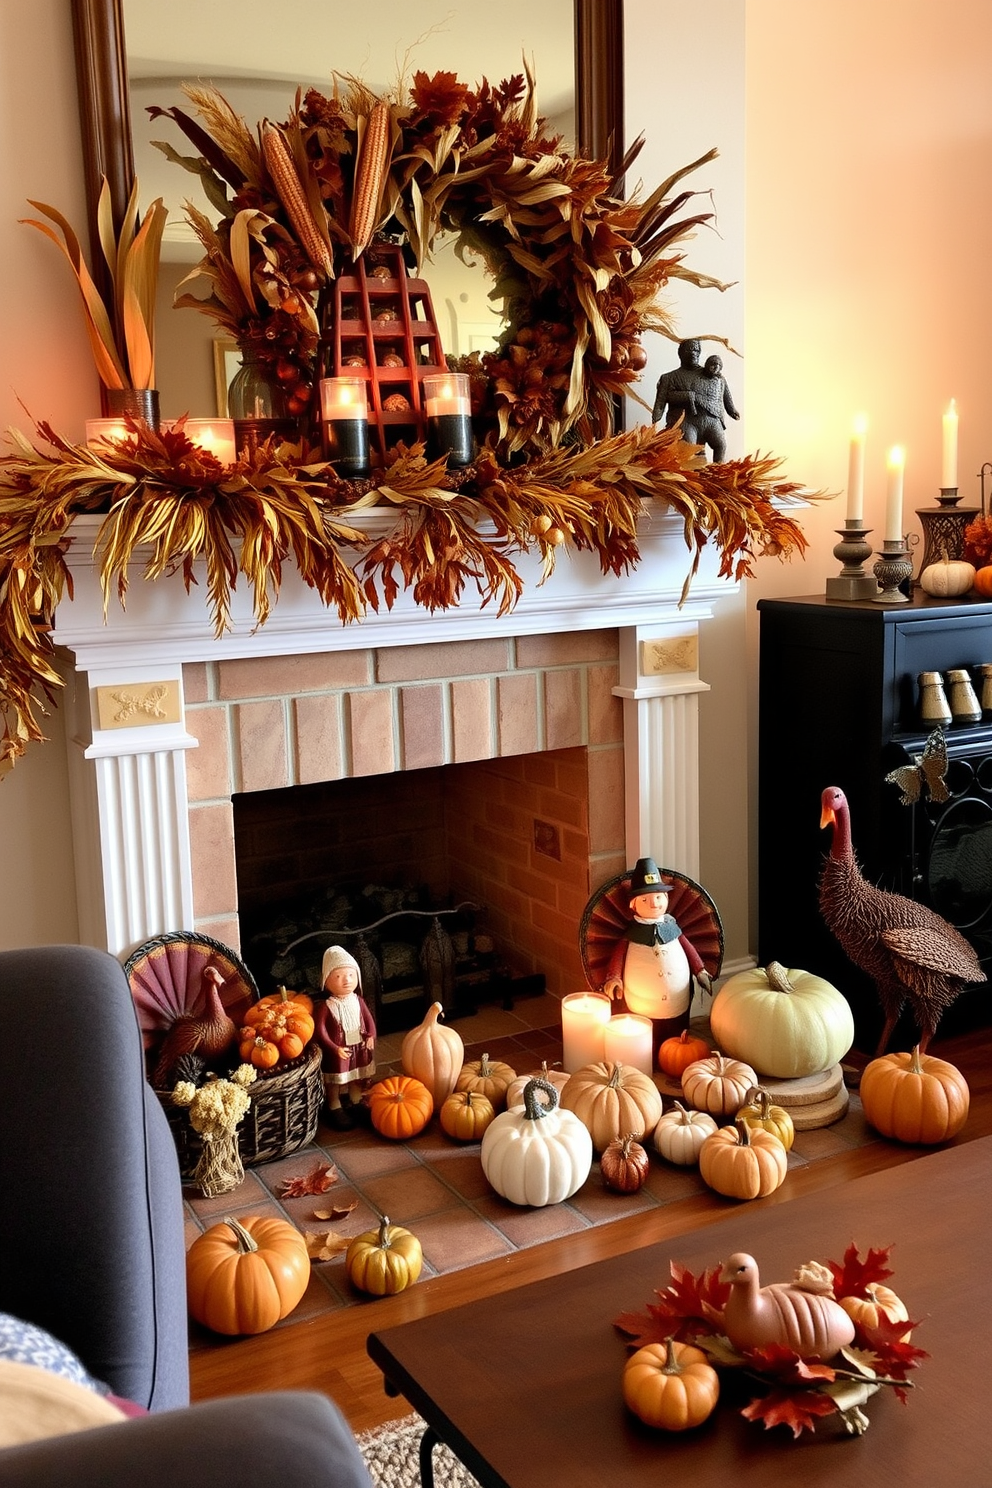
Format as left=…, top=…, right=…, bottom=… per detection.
left=741, top=1344, right=837, bottom=1384
left=741, top=1386, right=838, bottom=1438
left=614, top=1260, right=729, bottom=1347
left=279, top=1161, right=338, bottom=1198
left=827, top=1241, right=895, bottom=1299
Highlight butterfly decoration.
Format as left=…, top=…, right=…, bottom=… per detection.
left=885, top=728, right=950, bottom=806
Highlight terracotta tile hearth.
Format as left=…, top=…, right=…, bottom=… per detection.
left=183, top=999, right=876, bottom=1347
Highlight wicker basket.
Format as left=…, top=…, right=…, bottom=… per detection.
left=156, top=1042, right=324, bottom=1180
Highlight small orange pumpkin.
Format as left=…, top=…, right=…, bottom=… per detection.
left=859, top=1044, right=969, bottom=1144
left=838, top=1282, right=912, bottom=1341
left=622, top=1338, right=720, bottom=1431
left=698, top=1116, right=788, bottom=1200
left=971, top=564, right=992, bottom=598
left=657, top=1028, right=711, bottom=1078
left=439, top=1089, right=496, bottom=1142
left=186, top=1214, right=310, bottom=1335
left=239, top=1032, right=281, bottom=1069
left=455, top=1052, right=517, bottom=1110
left=368, top=1075, right=434, bottom=1139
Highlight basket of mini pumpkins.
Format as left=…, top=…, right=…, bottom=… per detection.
left=126, top=934, right=324, bottom=1177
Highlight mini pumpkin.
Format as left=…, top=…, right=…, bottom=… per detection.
left=653, top=1101, right=718, bottom=1166
left=622, top=1338, right=720, bottom=1431
left=346, top=1215, right=423, bottom=1296
left=698, top=1117, right=788, bottom=1200
left=708, top=962, right=853, bottom=1078
left=439, top=1088, right=496, bottom=1142
left=238, top=1032, right=282, bottom=1069
left=859, top=1044, right=969, bottom=1144
left=455, top=1052, right=517, bottom=1110
left=738, top=1085, right=795, bottom=1151
left=186, top=1214, right=310, bottom=1336
left=560, top=1061, right=663, bottom=1150
left=838, top=1281, right=912, bottom=1340
left=506, top=1062, right=570, bottom=1109
left=400, top=1002, right=464, bottom=1108
left=680, top=1053, right=757, bottom=1118
left=368, top=1074, right=434, bottom=1139
left=480, top=1078, right=593, bottom=1206
left=918, top=554, right=975, bottom=598
left=974, top=565, right=992, bottom=598
left=600, top=1133, right=650, bottom=1193
left=657, top=1028, right=711, bottom=1079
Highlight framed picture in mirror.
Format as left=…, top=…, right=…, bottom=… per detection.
left=213, top=340, right=241, bottom=417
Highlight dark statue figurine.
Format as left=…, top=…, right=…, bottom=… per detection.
left=652, top=339, right=740, bottom=462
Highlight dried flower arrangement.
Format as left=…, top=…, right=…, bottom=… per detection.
left=172, top=1063, right=257, bottom=1197
left=0, top=66, right=820, bottom=776
left=615, top=1244, right=927, bottom=1439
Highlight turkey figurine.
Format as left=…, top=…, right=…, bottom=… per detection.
left=819, top=785, right=985, bottom=1055
left=720, top=1253, right=856, bottom=1361
left=152, top=965, right=237, bottom=1086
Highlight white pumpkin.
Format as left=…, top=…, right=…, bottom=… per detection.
left=918, top=556, right=975, bottom=598
left=480, top=1078, right=593, bottom=1207
left=653, top=1101, right=718, bottom=1166
left=506, top=1062, right=570, bottom=1110
left=709, top=962, right=854, bottom=1078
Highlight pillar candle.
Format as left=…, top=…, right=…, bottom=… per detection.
left=423, top=371, right=473, bottom=467
left=561, top=992, right=611, bottom=1073
left=603, top=1013, right=654, bottom=1076
left=846, top=414, right=867, bottom=522
left=85, top=417, right=131, bottom=447
left=185, top=417, right=237, bottom=465
left=942, top=400, right=958, bottom=488
left=884, top=446, right=905, bottom=543
left=319, top=377, right=370, bottom=476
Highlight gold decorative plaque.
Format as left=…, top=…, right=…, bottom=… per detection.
left=640, top=635, right=698, bottom=677
left=95, top=680, right=182, bottom=731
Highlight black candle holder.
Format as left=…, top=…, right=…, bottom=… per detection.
left=825, top=521, right=876, bottom=600
left=872, top=540, right=913, bottom=604
left=323, top=417, right=370, bottom=478
left=915, top=487, right=980, bottom=571
left=426, top=412, right=473, bottom=467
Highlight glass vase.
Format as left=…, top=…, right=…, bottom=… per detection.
left=228, top=352, right=297, bottom=455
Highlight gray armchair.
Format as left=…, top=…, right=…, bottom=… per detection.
left=0, top=944, right=369, bottom=1486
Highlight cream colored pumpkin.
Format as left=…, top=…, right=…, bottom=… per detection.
left=653, top=1101, right=718, bottom=1166
left=709, top=962, right=854, bottom=1079
left=560, top=1061, right=663, bottom=1150
left=506, top=1062, right=570, bottom=1109
left=480, top=1078, right=593, bottom=1206
left=918, top=555, right=975, bottom=598
left=680, top=1053, right=757, bottom=1117
left=400, top=1002, right=464, bottom=1108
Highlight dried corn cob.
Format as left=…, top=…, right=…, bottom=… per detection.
left=349, top=101, right=391, bottom=259
left=261, top=123, right=334, bottom=278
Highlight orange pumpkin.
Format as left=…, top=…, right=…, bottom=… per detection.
left=239, top=1032, right=281, bottom=1069
left=439, top=1089, right=496, bottom=1142
left=560, top=1061, right=663, bottom=1150
left=859, top=1044, right=969, bottom=1144
left=658, top=1028, right=711, bottom=1078
left=838, top=1282, right=912, bottom=1340
left=368, top=1075, right=434, bottom=1139
left=622, top=1338, right=720, bottom=1431
left=186, top=1215, right=310, bottom=1335
left=698, top=1116, right=788, bottom=1200
left=971, top=564, right=992, bottom=598
left=455, top=1052, right=517, bottom=1111
left=240, top=986, right=315, bottom=1066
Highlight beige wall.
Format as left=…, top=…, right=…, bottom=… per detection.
left=3, top=2, right=991, bottom=959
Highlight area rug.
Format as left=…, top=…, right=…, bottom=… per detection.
left=357, top=1411, right=481, bottom=1487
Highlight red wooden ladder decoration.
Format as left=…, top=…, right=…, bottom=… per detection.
left=329, top=243, right=448, bottom=463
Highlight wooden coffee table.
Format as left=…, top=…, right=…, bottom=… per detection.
left=368, top=1136, right=991, bottom=1488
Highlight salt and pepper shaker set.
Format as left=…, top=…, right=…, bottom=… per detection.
left=918, top=664, right=992, bottom=726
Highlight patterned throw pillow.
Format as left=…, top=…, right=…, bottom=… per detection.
left=0, top=1313, right=102, bottom=1393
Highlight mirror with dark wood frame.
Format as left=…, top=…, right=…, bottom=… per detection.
left=69, top=0, right=623, bottom=300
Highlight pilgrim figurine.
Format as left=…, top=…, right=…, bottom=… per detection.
left=315, top=944, right=376, bottom=1130
left=603, top=858, right=712, bottom=1056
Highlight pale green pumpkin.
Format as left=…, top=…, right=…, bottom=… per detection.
left=709, top=962, right=854, bottom=1078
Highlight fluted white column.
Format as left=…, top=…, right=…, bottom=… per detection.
left=614, top=618, right=711, bottom=878
left=62, top=662, right=198, bottom=958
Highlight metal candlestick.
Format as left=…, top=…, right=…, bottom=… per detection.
left=872, top=540, right=913, bottom=603
left=825, top=521, right=877, bottom=600
left=915, top=487, right=980, bottom=571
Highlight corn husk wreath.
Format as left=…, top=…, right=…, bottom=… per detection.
left=1, top=66, right=818, bottom=775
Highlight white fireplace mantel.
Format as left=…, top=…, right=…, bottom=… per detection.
left=52, top=503, right=737, bottom=957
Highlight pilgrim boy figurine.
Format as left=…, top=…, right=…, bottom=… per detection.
left=315, top=945, right=376, bottom=1130
left=603, top=858, right=712, bottom=1056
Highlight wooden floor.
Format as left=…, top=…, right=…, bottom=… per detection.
left=190, top=1025, right=992, bottom=1434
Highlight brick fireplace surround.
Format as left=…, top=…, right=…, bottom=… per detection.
left=53, top=504, right=735, bottom=976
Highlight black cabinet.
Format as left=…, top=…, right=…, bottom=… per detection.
left=757, top=593, right=992, bottom=1051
